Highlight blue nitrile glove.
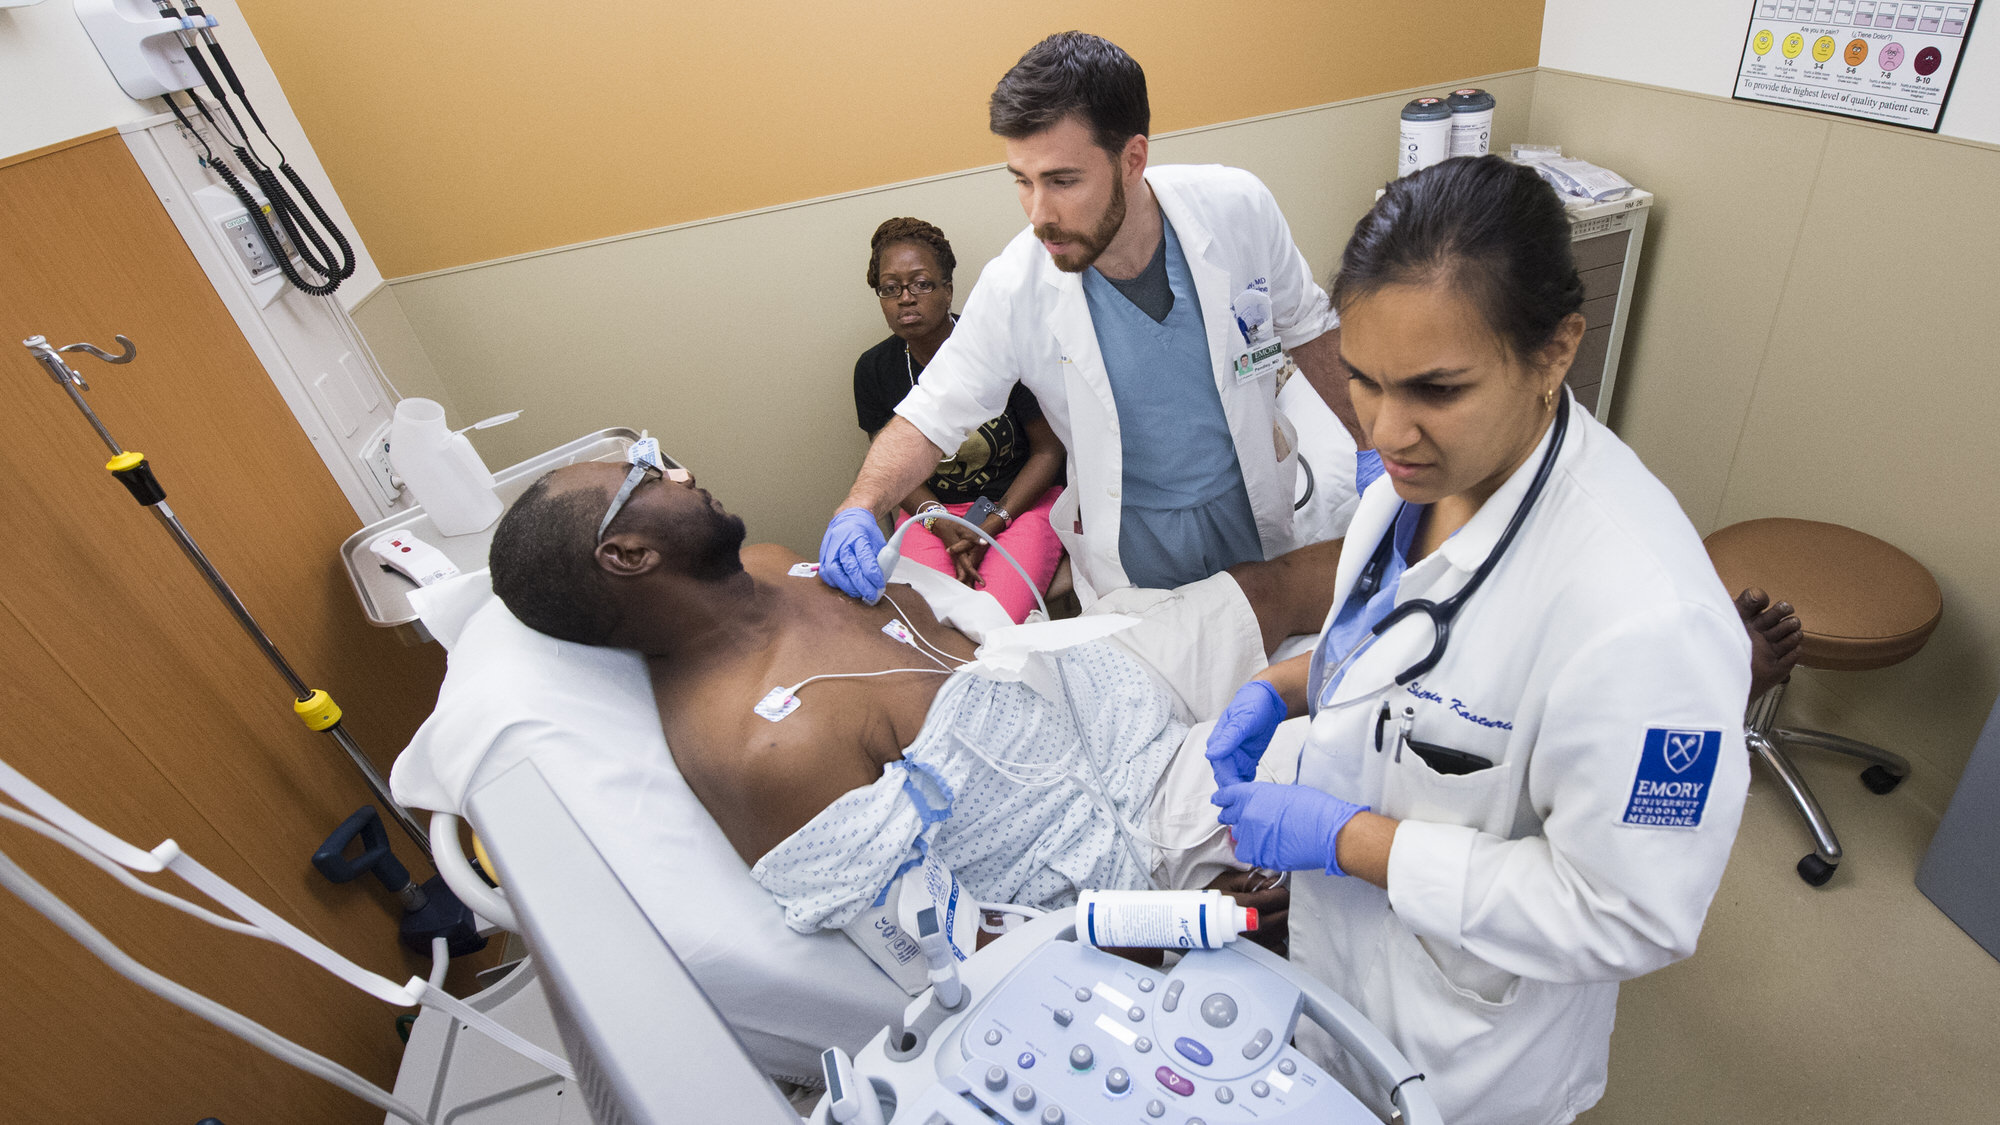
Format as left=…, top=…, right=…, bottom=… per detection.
left=1205, top=681, right=1289, bottom=787
left=1355, top=448, right=1385, bottom=495
left=1211, top=782, right=1370, bottom=876
left=820, top=508, right=887, bottom=603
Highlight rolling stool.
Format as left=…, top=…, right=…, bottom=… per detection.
left=1705, top=518, right=1942, bottom=885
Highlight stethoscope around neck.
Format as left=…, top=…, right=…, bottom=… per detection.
left=1308, top=391, right=1571, bottom=716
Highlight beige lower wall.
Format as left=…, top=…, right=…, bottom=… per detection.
left=347, top=283, right=457, bottom=417
left=1530, top=70, right=2000, bottom=815
left=371, top=71, right=1533, bottom=558
left=362, top=66, right=1996, bottom=811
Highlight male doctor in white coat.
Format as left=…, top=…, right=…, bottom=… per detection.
left=819, top=31, right=1355, bottom=610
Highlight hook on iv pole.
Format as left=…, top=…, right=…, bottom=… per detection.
left=21, top=334, right=137, bottom=395
left=59, top=335, right=138, bottom=365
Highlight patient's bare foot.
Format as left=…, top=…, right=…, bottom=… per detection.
left=1736, top=587, right=1802, bottom=704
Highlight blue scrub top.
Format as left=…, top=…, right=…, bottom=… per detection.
left=1307, top=501, right=1426, bottom=715
left=1082, top=218, right=1263, bottom=591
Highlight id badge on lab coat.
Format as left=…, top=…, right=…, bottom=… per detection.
left=1231, top=285, right=1284, bottom=383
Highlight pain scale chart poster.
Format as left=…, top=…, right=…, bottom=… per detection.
left=1733, top=1, right=1983, bottom=131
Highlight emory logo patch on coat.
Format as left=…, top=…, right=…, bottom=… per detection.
left=1622, top=728, right=1722, bottom=829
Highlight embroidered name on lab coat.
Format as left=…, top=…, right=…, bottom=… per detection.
left=1406, top=682, right=1514, bottom=730
left=1622, top=728, right=1722, bottom=829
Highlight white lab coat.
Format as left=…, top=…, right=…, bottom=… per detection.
left=1288, top=397, right=1752, bottom=1125
left=895, top=164, right=1340, bottom=606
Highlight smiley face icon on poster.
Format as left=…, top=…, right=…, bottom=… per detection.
left=1812, top=35, right=1837, bottom=63
left=1914, top=46, right=1943, bottom=76
left=1782, top=32, right=1805, bottom=60
left=1753, top=29, right=1775, bottom=55
left=1879, top=42, right=1906, bottom=71
left=1844, top=39, right=1870, bottom=67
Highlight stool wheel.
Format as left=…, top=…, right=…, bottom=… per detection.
left=1797, top=854, right=1837, bottom=886
left=1860, top=765, right=1903, bottom=795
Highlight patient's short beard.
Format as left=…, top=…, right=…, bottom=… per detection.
left=669, top=508, right=748, bottom=582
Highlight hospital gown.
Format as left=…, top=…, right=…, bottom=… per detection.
left=751, top=640, right=1185, bottom=933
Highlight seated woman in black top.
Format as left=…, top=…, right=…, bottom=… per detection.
left=853, top=217, right=1065, bottom=622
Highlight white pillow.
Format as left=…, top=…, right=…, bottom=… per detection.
left=390, top=573, right=906, bottom=1084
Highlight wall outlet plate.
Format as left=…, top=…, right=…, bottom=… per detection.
left=360, top=421, right=401, bottom=505
left=191, top=185, right=289, bottom=309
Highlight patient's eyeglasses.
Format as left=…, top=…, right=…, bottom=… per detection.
left=597, top=463, right=661, bottom=543
left=597, top=434, right=691, bottom=543
left=874, top=278, right=943, bottom=299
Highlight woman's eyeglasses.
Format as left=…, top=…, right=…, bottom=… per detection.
left=874, top=278, right=944, bottom=299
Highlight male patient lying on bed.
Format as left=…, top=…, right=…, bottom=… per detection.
left=485, top=462, right=1341, bottom=935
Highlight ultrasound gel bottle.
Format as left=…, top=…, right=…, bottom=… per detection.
left=1076, top=890, right=1258, bottom=950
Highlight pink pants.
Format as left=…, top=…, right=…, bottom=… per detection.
left=891, top=487, right=1065, bottom=623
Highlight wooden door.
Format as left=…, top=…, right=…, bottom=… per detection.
left=1, top=133, right=460, bottom=1123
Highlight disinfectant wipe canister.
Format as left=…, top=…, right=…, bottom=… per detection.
left=388, top=398, right=503, bottom=536
left=1446, top=87, right=1496, bottom=158
left=1398, top=97, right=1452, bottom=177
left=1076, top=889, right=1258, bottom=950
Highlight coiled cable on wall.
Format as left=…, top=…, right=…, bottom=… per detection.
left=153, top=0, right=356, bottom=296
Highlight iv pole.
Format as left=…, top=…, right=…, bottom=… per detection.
left=20, top=333, right=432, bottom=860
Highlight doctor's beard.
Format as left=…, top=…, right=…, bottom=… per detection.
left=1037, top=173, right=1127, bottom=274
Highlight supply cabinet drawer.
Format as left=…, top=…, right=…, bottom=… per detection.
left=1560, top=192, right=1651, bottom=426
left=1572, top=229, right=1631, bottom=273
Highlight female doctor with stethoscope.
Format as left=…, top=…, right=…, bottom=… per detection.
left=1205, top=157, right=1753, bottom=1125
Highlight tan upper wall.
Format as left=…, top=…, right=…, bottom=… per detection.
left=236, top=0, right=1543, bottom=278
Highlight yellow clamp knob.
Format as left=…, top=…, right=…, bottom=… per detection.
left=106, top=451, right=146, bottom=472
left=471, top=833, right=498, bottom=886
left=293, top=689, right=343, bottom=731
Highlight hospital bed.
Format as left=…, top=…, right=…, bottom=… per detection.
left=375, top=381, right=1380, bottom=1118
left=383, top=568, right=1442, bottom=1124
left=396, top=738, right=1441, bottom=1125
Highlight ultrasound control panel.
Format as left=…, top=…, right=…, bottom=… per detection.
left=941, top=938, right=1376, bottom=1124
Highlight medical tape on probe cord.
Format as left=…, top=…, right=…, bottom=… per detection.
left=0, top=758, right=575, bottom=1079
